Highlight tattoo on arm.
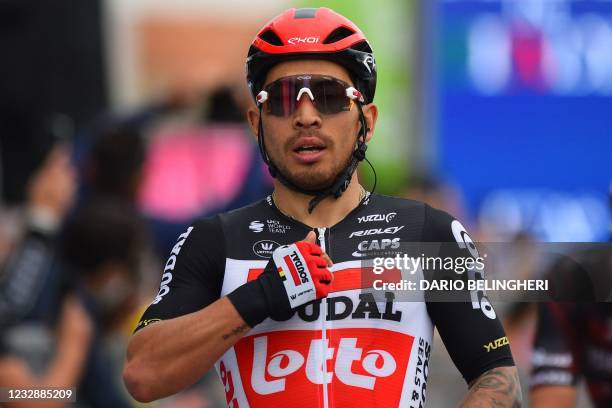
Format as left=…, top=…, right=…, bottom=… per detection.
left=461, top=366, right=522, bottom=408
left=221, top=323, right=249, bottom=340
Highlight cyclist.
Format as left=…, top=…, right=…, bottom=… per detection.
left=123, top=8, right=521, bottom=407
left=530, top=247, right=612, bottom=407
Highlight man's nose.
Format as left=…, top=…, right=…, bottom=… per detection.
left=292, top=90, right=321, bottom=129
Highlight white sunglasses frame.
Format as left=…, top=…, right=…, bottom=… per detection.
left=256, top=86, right=365, bottom=107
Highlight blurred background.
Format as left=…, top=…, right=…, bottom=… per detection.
left=0, top=0, right=610, bottom=407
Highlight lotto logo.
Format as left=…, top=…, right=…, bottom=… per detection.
left=232, top=328, right=413, bottom=406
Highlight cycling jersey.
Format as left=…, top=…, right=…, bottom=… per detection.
left=531, top=248, right=612, bottom=408
left=137, top=192, right=514, bottom=407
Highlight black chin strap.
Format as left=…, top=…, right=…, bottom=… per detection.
left=257, top=104, right=369, bottom=213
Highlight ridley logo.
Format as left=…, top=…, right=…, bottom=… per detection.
left=253, top=240, right=280, bottom=258
left=357, top=212, right=397, bottom=223
left=249, top=221, right=264, bottom=233
left=288, top=36, right=319, bottom=45
left=232, top=328, right=413, bottom=406
left=349, top=226, right=404, bottom=238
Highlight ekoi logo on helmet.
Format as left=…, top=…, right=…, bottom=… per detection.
left=287, top=36, right=320, bottom=45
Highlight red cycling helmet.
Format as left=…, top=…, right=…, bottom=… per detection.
left=246, top=7, right=377, bottom=104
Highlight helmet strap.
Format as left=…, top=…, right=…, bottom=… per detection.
left=257, top=104, right=369, bottom=214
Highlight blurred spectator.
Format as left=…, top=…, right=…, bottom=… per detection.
left=61, top=199, right=144, bottom=333
left=82, top=126, right=146, bottom=203
left=58, top=199, right=145, bottom=407
left=137, top=86, right=272, bottom=255
left=402, top=173, right=467, bottom=227
left=0, top=144, right=92, bottom=406
left=0, top=296, right=93, bottom=408
left=530, top=247, right=612, bottom=408
left=0, top=145, right=75, bottom=328
left=74, top=86, right=272, bottom=260
left=0, top=145, right=142, bottom=407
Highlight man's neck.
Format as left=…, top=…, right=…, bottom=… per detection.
left=271, top=174, right=364, bottom=228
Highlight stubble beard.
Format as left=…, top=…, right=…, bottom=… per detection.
left=272, top=146, right=353, bottom=192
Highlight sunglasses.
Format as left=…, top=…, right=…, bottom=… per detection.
left=256, top=75, right=364, bottom=117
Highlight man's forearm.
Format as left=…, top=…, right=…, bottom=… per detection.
left=460, top=366, right=522, bottom=408
left=43, top=335, right=90, bottom=388
left=123, top=297, right=249, bottom=403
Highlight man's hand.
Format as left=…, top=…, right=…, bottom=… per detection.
left=228, top=230, right=333, bottom=327
left=530, top=385, right=576, bottom=408
left=460, top=366, right=522, bottom=407
left=0, top=296, right=94, bottom=406
left=27, top=146, right=76, bottom=222
left=57, top=295, right=94, bottom=347
left=269, top=231, right=333, bottom=309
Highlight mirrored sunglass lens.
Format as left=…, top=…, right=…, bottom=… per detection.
left=266, top=80, right=297, bottom=116
left=264, top=76, right=350, bottom=116
left=266, top=81, right=291, bottom=116
left=312, top=79, right=350, bottom=114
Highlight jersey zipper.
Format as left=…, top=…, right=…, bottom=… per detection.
left=316, top=227, right=329, bottom=408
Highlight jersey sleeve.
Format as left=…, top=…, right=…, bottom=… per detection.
left=530, top=302, right=580, bottom=389
left=422, top=204, right=515, bottom=384
left=134, top=216, right=225, bottom=332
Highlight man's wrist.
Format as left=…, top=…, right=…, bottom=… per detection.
left=227, top=278, right=270, bottom=328
left=26, top=206, right=61, bottom=235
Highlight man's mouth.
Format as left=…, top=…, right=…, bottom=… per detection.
left=292, top=137, right=326, bottom=152
left=291, top=138, right=327, bottom=162
left=295, top=145, right=325, bottom=153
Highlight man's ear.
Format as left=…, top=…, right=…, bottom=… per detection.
left=361, top=103, right=378, bottom=143
left=246, top=106, right=260, bottom=142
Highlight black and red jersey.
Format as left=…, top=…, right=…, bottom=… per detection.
left=531, top=248, right=612, bottom=408
left=137, top=192, right=514, bottom=407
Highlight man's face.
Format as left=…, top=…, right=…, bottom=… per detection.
left=249, top=60, right=372, bottom=191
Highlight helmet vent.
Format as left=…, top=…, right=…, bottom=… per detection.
left=294, top=8, right=317, bottom=19
left=259, top=29, right=283, bottom=46
left=323, top=26, right=355, bottom=44
left=350, top=40, right=373, bottom=53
